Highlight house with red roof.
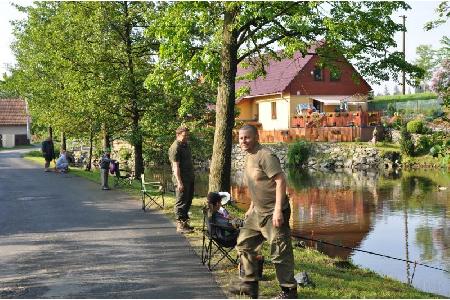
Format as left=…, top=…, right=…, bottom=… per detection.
left=0, top=99, right=31, bottom=148
left=235, top=50, right=374, bottom=131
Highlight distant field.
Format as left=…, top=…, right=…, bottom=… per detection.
left=373, top=92, right=438, bottom=103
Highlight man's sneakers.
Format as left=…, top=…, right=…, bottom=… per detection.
left=275, top=287, right=298, bottom=299
left=229, top=281, right=259, bottom=299
left=176, top=220, right=193, bottom=233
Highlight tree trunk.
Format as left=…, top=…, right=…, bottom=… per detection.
left=48, top=126, right=53, bottom=140
left=102, top=123, right=110, bottom=150
left=124, top=1, right=144, bottom=179
left=133, top=132, right=144, bottom=179
left=60, top=131, right=66, bottom=150
left=208, top=8, right=238, bottom=193
left=85, top=128, right=94, bottom=171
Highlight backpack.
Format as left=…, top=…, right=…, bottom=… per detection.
left=109, top=160, right=118, bottom=174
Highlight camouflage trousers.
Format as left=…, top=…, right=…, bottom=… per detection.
left=236, top=207, right=297, bottom=288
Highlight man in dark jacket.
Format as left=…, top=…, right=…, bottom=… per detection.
left=99, top=148, right=111, bottom=190
left=41, top=137, right=55, bottom=172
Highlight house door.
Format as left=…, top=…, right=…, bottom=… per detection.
left=15, top=134, right=29, bottom=146
left=313, top=100, right=321, bottom=112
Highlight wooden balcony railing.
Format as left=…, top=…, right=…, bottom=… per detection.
left=291, top=111, right=382, bottom=128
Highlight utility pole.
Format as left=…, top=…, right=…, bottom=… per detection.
left=401, top=15, right=407, bottom=95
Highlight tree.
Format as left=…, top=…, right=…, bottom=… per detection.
left=150, top=2, right=425, bottom=192
left=414, top=45, right=436, bottom=81
left=436, top=36, right=450, bottom=64
left=424, top=1, right=449, bottom=31
left=11, top=2, right=160, bottom=177
left=430, top=59, right=450, bottom=108
left=393, top=85, right=401, bottom=95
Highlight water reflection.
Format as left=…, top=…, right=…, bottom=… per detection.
left=232, top=169, right=450, bottom=297
left=147, top=166, right=450, bottom=296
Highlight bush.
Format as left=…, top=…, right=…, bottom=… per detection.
left=415, top=136, right=432, bottom=155
left=400, top=126, right=415, bottom=156
left=287, top=140, right=311, bottom=168
left=429, top=145, right=442, bottom=157
left=406, top=120, right=426, bottom=134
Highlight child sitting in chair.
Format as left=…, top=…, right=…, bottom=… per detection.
left=55, top=149, right=69, bottom=173
left=207, top=192, right=244, bottom=242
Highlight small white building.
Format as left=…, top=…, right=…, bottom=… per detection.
left=0, top=99, right=31, bottom=148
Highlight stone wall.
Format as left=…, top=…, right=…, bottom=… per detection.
left=231, top=142, right=401, bottom=174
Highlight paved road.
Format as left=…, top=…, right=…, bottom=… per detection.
left=0, top=148, right=224, bottom=298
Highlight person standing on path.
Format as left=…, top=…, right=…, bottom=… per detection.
left=230, top=124, right=297, bottom=299
left=99, top=148, right=111, bottom=190
left=41, top=137, right=55, bottom=172
left=168, top=126, right=194, bottom=233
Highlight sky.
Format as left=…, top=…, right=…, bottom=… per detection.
left=0, top=1, right=448, bottom=95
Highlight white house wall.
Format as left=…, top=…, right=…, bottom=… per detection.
left=0, top=126, right=28, bottom=148
left=0, top=125, right=27, bottom=135
left=1, top=134, right=15, bottom=148
left=258, top=99, right=290, bottom=130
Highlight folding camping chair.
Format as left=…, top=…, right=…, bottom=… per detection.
left=141, top=173, right=165, bottom=210
left=113, top=161, right=134, bottom=187
left=201, top=206, right=239, bottom=271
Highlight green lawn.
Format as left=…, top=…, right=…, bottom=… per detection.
left=373, top=92, right=438, bottom=103
left=23, top=154, right=442, bottom=298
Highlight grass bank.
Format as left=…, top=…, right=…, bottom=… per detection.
left=402, top=154, right=449, bottom=170
left=23, top=154, right=441, bottom=298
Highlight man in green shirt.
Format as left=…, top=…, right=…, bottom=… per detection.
left=168, top=126, right=194, bottom=233
left=230, top=125, right=297, bottom=299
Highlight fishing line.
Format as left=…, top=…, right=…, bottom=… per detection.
left=295, top=235, right=449, bottom=274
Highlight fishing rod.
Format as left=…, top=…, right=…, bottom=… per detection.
left=295, top=235, right=449, bottom=274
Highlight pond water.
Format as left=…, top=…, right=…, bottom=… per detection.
left=145, top=167, right=450, bottom=297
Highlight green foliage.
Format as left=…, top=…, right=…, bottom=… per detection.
left=406, top=120, right=426, bottom=134
left=118, top=148, right=132, bottom=161
left=400, top=126, right=415, bottom=156
left=429, top=145, right=442, bottom=157
left=189, top=125, right=215, bottom=162
left=149, top=1, right=424, bottom=192
left=386, top=102, right=396, bottom=117
left=424, top=1, right=449, bottom=31
left=415, top=135, right=432, bottom=155
left=287, top=140, right=311, bottom=168
left=414, top=44, right=437, bottom=81
left=10, top=2, right=169, bottom=176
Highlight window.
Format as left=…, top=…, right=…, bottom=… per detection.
left=330, top=69, right=341, bottom=81
left=313, top=67, right=323, bottom=81
left=271, top=102, right=277, bottom=119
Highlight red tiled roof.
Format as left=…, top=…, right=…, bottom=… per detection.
left=0, top=99, right=29, bottom=126
left=235, top=50, right=315, bottom=101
